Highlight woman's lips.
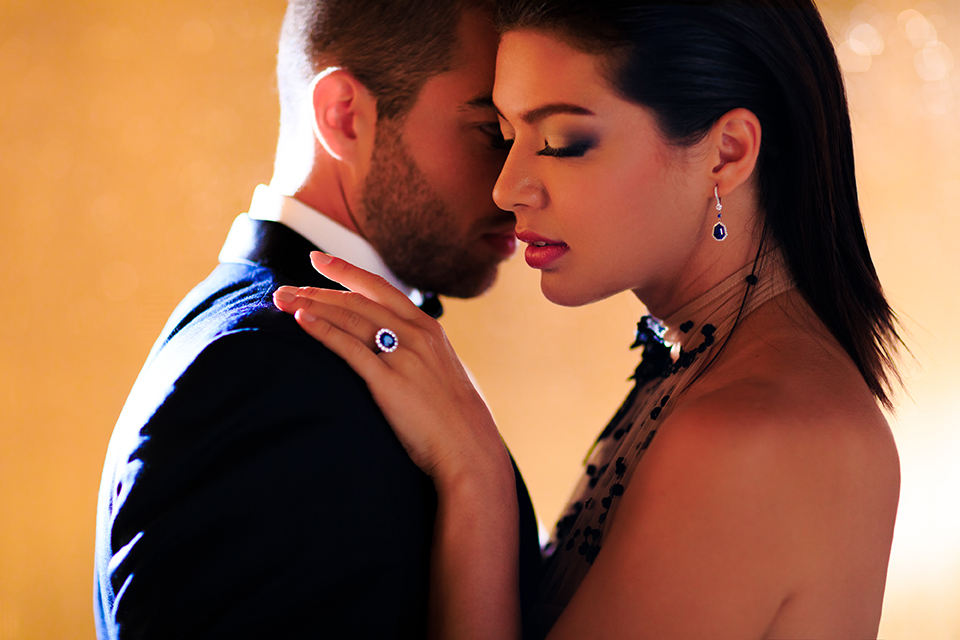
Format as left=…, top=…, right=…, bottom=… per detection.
left=517, top=232, right=569, bottom=269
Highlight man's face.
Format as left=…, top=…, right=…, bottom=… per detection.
left=359, top=9, right=516, bottom=298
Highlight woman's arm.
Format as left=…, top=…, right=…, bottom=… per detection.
left=429, top=454, right=521, bottom=640
left=274, top=252, right=522, bottom=640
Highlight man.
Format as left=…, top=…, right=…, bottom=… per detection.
left=94, top=1, right=541, bottom=637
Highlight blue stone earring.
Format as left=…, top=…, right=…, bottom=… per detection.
left=712, top=185, right=727, bottom=241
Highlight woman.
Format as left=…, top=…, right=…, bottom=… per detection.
left=274, top=0, right=902, bottom=637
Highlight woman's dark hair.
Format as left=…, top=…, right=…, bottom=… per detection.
left=497, top=0, right=902, bottom=407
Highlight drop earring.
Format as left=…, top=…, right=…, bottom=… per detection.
left=712, top=185, right=727, bottom=241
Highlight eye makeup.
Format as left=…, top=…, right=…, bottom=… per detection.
left=536, top=136, right=596, bottom=158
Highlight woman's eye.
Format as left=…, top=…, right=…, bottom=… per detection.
left=479, top=123, right=514, bottom=150
left=536, top=141, right=592, bottom=158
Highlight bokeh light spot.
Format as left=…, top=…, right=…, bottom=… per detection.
left=849, top=22, right=885, bottom=55
left=915, top=42, right=953, bottom=81
left=898, top=10, right=938, bottom=48
left=838, top=39, right=873, bottom=72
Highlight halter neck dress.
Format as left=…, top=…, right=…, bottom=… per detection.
left=528, top=253, right=796, bottom=638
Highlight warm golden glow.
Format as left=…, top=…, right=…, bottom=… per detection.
left=0, top=1, right=956, bottom=636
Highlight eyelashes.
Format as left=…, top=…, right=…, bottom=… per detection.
left=497, top=137, right=596, bottom=158
left=536, top=140, right=593, bottom=158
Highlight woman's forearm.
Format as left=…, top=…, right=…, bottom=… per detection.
left=428, top=448, right=522, bottom=640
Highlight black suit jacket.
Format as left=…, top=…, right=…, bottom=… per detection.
left=95, top=214, right=542, bottom=639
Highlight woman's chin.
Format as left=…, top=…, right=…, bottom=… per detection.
left=540, top=278, right=612, bottom=308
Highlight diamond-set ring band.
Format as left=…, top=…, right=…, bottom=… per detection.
left=374, top=328, right=398, bottom=353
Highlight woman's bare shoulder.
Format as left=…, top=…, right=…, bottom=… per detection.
left=551, top=296, right=900, bottom=637
left=662, top=297, right=901, bottom=521
left=627, top=303, right=901, bottom=631
left=659, top=367, right=899, bottom=510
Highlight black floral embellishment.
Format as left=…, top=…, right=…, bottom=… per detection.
left=676, top=349, right=697, bottom=369
left=566, top=528, right=582, bottom=552
left=588, top=464, right=608, bottom=488
left=584, top=498, right=594, bottom=510
left=699, top=324, right=717, bottom=348
left=746, top=274, right=759, bottom=285
left=598, top=512, right=607, bottom=524
left=659, top=395, right=670, bottom=407
left=679, top=320, right=694, bottom=333
left=615, top=457, right=627, bottom=478
left=586, top=464, right=597, bottom=477
left=630, top=316, right=673, bottom=384
left=630, top=316, right=667, bottom=349
left=555, top=512, right=578, bottom=541
left=578, top=539, right=602, bottom=564
left=601, top=496, right=612, bottom=509
left=650, top=406, right=662, bottom=420
left=610, top=483, right=625, bottom=497
left=639, top=429, right=658, bottom=451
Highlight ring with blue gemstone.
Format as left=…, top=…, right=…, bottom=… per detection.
left=374, top=328, right=399, bottom=353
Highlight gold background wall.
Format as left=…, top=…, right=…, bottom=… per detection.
left=1, top=1, right=957, bottom=637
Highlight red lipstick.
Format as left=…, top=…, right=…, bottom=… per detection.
left=516, top=231, right=569, bottom=270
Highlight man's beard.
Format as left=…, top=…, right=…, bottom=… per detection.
left=359, top=118, right=499, bottom=298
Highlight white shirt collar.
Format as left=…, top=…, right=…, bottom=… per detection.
left=245, top=184, right=424, bottom=306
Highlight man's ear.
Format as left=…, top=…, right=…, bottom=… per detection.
left=309, top=67, right=377, bottom=168
left=708, top=108, right=762, bottom=197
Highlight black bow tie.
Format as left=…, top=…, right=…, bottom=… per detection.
left=419, top=292, right=443, bottom=319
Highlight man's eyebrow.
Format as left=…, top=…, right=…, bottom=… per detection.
left=492, top=102, right=596, bottom=124
left=460, top=94, right=496, bottom=112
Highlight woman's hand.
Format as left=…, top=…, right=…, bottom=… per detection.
left=274, top=252, right=522, bottom=639
left=273, top=251, right=508, bottom=483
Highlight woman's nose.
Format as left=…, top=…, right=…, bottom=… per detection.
left=493, top=151, right=547, bottom=213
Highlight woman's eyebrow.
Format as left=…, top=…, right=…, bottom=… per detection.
left=492, top=101, right=596, bottom=123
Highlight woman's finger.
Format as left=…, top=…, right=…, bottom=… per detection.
left=274, top=284, right=405, bottom=337
left=278, top=291, right=388, bottom=348
left=308, top=252, right=423, bottom=321
left=292, top=308, right=397, bottom=380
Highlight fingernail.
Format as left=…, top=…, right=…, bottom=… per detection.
left=296, top=308, right=316, bottom=322
left=274, top=288, right=296, bottom=304
left=311, top=251, right=333, bottom=266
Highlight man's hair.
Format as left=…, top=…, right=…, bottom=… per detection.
left=278, top=0, right=492, bottom=123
